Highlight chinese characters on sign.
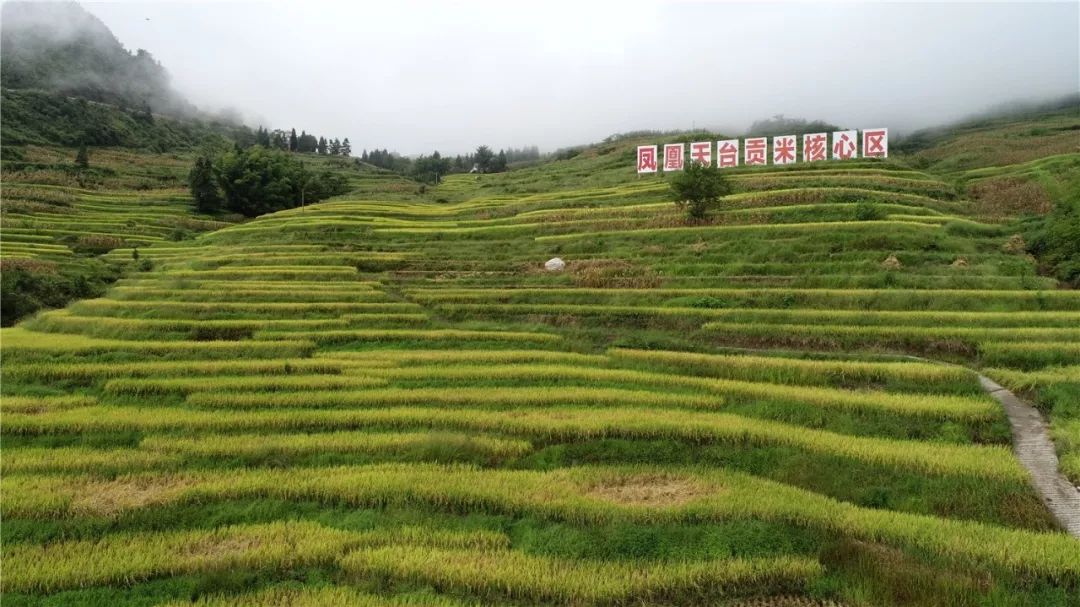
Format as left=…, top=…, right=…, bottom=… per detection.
left=772, top=135, right=796, bottom=165
left=744, top=137, right=767, bottom=166
left=803, top=133, right=827, bottom=162
left=636, top=128, right=887, bottom=173
left=636, top=145, right=657, bottom=173
left=663, top=143, right=685, bottom=171
left=862, top=128, right=888, bottom=158
left=832, top=130, right=857, bottom=160
left=717, top=139, right=739, bottom=168
left=690, top=141, right=712, bottom=167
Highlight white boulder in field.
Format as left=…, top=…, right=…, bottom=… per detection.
left=544, top=257, right=566, bottom=271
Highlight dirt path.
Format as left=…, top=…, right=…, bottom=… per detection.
left=977, top=375, right=1080, bottom=538
left=700, top=345, right=1080, bottom=537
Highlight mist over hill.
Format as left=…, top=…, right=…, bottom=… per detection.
left=1, top=1, right=194, bottom=116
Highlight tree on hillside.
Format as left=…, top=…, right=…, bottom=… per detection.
left=329, top=138, right=341, bottom=155
left=669, top=159, right=731, bottom=220
left=288, top=128, right=298, bottom=152
left=74, top=144, right=90, bottom=169
left=341, top=138, right=352, bottom=156
left=474, top=145, right=494, bottom=173
left=212, top=146, right=348, bottom=217
left=188, top=155, right=223, bottom=213
left=491, top=150, right=507, bottom=173
left=297, top=131, right=318, bottom=153
left=317, top=136, right=327, bottom=155
left=269, top=129, right=286, bottom=150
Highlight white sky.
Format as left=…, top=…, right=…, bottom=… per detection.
left=80, top=0, right=1080, bottom=155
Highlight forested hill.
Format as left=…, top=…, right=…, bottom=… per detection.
left=0, top=2, right=255, bottom=152
left=1, top=1, right=191, bottom=116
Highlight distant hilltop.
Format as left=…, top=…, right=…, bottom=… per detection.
left=0, top=1, right=194, bottom=117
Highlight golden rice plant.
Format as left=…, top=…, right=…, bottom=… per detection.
left=339, top=546, right=820, bottom=603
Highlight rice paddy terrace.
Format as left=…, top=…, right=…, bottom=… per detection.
left=3, top=120, right=1080, bottom=605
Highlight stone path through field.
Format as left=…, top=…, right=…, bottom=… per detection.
left=977, top=375, right=1080, bottom=538
left=714, top=345, right=1080, bottom=538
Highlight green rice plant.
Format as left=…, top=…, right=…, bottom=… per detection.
left=372, top=364, right=996, bottom=421
left=108, top=288, right=391, bottom=303
left=2, top=359, right=345, bottom=382
left=253, top=329, right=561, bottom=345
left=608, top=348, right=979, bottom=393
left=141, top=430, right=532, bottom=461
left=26, top=311, right=350, bottom=339
left=700, top=322, right=1080, bottom=344
left=700, top=322, right=1080, bottom=357
left=70, top=300, right=419, bottom=319
left=2, top=447, right=177, bottom=473
left=7, top=464, right=1075, bottom=579
left=406, top=286, right=1080, bottom=311
left=3, top=405, right=1021, bottom=480
left=0, top=328, right=315, bottom=359
left=438, top=303, right=1080, bottom=329
left=104, top=374, right=388, bottom=396
left=184, top=386, right=724, bottom=411
left=979, top=342, right=1080, bottom=369
left=982, top=366, right=1080, bottom=392
left=340, top=546, right=820, bottom=604
left=313, top=349, right=607, bottom=366
left=158, top=585, right=478, bottom=607
left=534, top=220, right=941, bottom=244
left=1, top=521, right=356, bottom=594
left=0, top=394, right=96, bottom=413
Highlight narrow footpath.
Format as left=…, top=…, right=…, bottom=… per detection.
left=978, top=375, right=1080, bottom=538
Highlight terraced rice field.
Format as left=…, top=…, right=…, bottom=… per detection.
left=2, top=132, right=1079, bottom=605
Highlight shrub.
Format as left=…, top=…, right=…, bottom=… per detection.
left=669, top=161, right=731, bottom=220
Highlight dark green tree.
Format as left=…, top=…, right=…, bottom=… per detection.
left=668, top=159, right=731, bottom=220
left=341, top=137, right=351, bottom=156
left=188, top=154, right=223, bottom=213
left=329, top=138, right=341, bottom=155
left=491, top=149, right=507, bottom=173
left=317, top=136, right=327, bottom=155
left=288, top=128, right=298, bottom=152
left=474, top=145, right=494, bottom=173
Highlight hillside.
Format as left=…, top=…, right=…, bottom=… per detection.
left=0, top=145, right=390, bottom=324
left=1, top=1, right=192, bottom=116
left=2, top=107, right=1079, bottom=605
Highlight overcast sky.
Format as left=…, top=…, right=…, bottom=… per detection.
left=82, top=0, right=1079, bottom=155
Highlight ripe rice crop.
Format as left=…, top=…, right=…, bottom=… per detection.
left=373, top=364, right=996, bottom=421
left=141, top=430, right=532, bottom=461
left=2, top=359, right=345, bottom=382
left=158, top=585, right=476, bottom=607
left=1, top=521, right=356, bottom=594
left=254, top=328, right=561, bottom=344
left=104, top=374, right=388, bottom=396
left=405, top=287, right=1080, bottom=311
left=608, top=348, right=979, bottom=392
left=0, top=328, right=315, bottom=359
left=6, top=464, right=1073, bottom=579
left=2, top=447, right=177, bottom=473
left=313, top=349, right=607, bottom=366
left=0, top=394, right=96, bottom=413
left=4, top=405, right=1020, bottom=480
left=339, top=546, right=820, bottom=603
left=979, top=341, right=1080, bottom=369
left=184, top=386, right=724, bottom=411
left=700, top=321, right=1080, bottom=348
